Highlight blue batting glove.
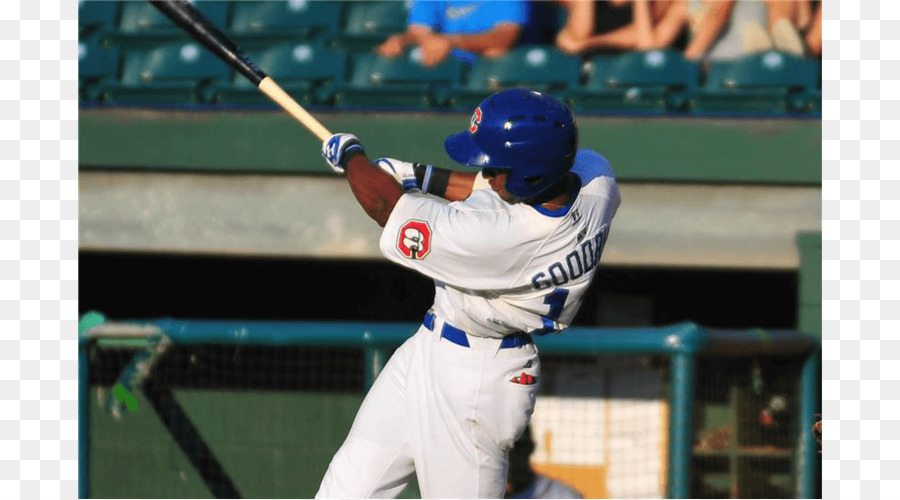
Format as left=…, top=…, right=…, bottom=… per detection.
left=322, top=133, right=364, bottom=174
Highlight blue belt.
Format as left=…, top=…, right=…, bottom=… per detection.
left=423, top=312, right=532, bottom=349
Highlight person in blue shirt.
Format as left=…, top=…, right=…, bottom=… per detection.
left=376, top=0, right=528, bottom=66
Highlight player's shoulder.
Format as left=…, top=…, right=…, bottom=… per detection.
left=571, top=149, right=615, bottom=186
left=458, top=189, right=555, bottom=234
left=459, top=188, right=511, bottom=211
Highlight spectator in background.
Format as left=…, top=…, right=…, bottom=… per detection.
left=683, top=0, right=740, bottom=61
left=375, top=0, right=527, bottom=67
left=685, top=0, right=822, bottom=62
left=555, top=0, right=690, bottom=55
left=803, top=1, right=822, bottom=59
left=765, top=0, right=812, bottom=56
left=553, top=0, right=810, bottom=63
left=765, top=0, right=821, bottom=58
left=505, top=425, right=583, bottom=499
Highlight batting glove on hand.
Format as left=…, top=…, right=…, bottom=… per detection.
left=375, top=158, right=421, bottom=192
left=322, top=133, right=364, bottom=174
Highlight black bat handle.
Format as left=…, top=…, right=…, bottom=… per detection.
left=148, top=0, right=268, bottom=85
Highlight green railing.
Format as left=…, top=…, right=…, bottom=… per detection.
left=78, top=312, right=820, bottom=499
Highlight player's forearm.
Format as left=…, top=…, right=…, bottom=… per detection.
left=413, top=165, right=477, bottom=201
left=444, top=171, right=478, bottom=201
left=444, top=24, right=521, bottom=55
left=344, top=152, right=404, bottom=227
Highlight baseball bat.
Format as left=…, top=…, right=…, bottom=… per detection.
left=148, top=0, right=333, bottom=141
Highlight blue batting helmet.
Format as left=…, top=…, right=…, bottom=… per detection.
left=444, top=89, right=578, bottom=199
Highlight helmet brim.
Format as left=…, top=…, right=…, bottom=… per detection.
left=445, top=131, right=492, bottom=169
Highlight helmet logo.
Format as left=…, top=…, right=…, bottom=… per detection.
left=397, top=219, right=432, bottom=260
left=468, top=107, right=482, bottom=134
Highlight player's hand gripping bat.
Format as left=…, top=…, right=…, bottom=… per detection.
left=148, top=0, right=333, bottom=141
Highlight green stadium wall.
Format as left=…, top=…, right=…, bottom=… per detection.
left=79, top=109, right=821, bottom=185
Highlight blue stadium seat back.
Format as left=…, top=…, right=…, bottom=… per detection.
left=701, top=59, right=734, bottom=90
left=79, top=0, right=120, bottom=35
left=690, top=51, right=820, bottom=115
left=79, top=33, right=120, bottom=102
left=598, top=49, right=699, bottom=89
left=229, top=0, right=344, bottom=39
left=444, top=46, right=581, bottom=110
left=215, top=41, right=348, bottom=105
left=342, top=0, right=410, bottom=37
left=118, top=1, right=230, bottom=35
left=349, top=49, right=465, bottom=87
left=801, top=88, right=821, bottom=113
left=463, top=46, right=582, bottom=92
left=79, top=35, right=119, bottom=81
left=246, top=42, right=347, bottom=85
left=335, top=49, right=464, bottom=110
left=120, top=41, right=232, bottom=85
left=706, top=51, right=818, bottom=91
left=568, top=53, right=683, bottom=114
left=337, top=0, right=411, bottom=51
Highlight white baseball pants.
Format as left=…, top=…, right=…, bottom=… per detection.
left=316, top=317, right=540, bottom=499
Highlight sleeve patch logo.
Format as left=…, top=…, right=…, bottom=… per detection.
left=468, top=106, right=482, bottom=134
left=397, top=219, right=432, bottom=260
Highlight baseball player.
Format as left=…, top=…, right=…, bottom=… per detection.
left=317, top=89, right=621, bottom=499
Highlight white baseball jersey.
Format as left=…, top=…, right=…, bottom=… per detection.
left=316, top=149, right=619, bottom=499
left=380, top=149, right=621, bottom=339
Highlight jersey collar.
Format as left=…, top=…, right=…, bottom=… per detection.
left=531, top=182, right=581, bottom=218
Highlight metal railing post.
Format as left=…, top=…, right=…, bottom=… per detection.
left=667, top=351, right=695, bottom=499
left=78, top=335, right=90, bottom=499
left=78, top=311, right=107, bottom=499
left=797, top=346, right=821, bottom=498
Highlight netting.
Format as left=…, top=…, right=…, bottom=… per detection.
left=83, top=324, right=817, bottom=499
left=530, top=354, right=670, bottom=499
left=692, top=356, right=804, bottom=499
left=87, top=339, right=377, bottom=499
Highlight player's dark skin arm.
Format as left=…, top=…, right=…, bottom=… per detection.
left=412, top=164, right=479, bottom=201
left=443, top=171, right=478, bottom=201
left=342, top=150, right=479, bottom=224
left=343, top=151, right=404, bottom=227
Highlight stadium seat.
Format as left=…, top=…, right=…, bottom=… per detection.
left=567, top=49, right=699, bottom=114
left=79, top=0, right=119, bottom=37
left=101, top=41, right=232, bottom=105
left=112, top=1, right=230, bottom=49
left=335, top=1, right=410, bottom=52
left=444, top=46, right=582, bottom=111
left=209, top=42, right=348, bottom=107
left=228, top=0, right=344, bottom=44
left=78, top=34, right=119, bottom=102
left=690, top=50, right=820, bottom=115
left=334, top=48, right=465, bottom=110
